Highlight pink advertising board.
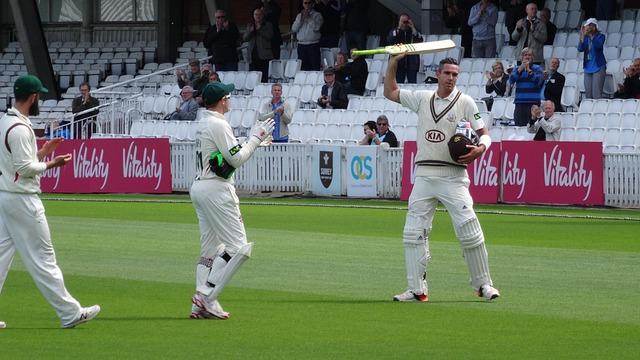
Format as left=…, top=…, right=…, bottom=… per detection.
left=500, top=141, right=603, bottom=205
left=38, top=139, right=172, bottom=193
left=400, top=141, right=500, bottom=203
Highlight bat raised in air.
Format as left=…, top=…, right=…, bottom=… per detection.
left=351, top=40, right=456, bottom=57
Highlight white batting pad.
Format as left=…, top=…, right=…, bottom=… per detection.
left=403, top=220, right=430, bottom=295
left=463, top=243, right=493, bottom=290
left=199, top=242, right=253, bottom=299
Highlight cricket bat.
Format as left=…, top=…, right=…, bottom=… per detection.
left=351, top=40, right=456, bottom=57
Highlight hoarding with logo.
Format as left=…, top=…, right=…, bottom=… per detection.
left=310, top=145, right=341, bottom=196
left=38, top=138, right=172, bottom=193
left=346, top=146, right=377, bottom=197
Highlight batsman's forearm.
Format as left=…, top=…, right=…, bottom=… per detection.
left=384, top=58, right=400, bottom=101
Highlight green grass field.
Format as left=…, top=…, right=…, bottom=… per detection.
left=0, top=195, right=638, bottom=359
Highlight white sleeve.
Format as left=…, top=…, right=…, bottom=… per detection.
left=399, top=89, right=421, bottom=113
left=212, top=121, right=260, bottom=169
left=464, top=95, right=485, bottom=130
left=7, top=125, right=47, bottom=177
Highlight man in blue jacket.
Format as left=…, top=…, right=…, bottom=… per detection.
left=509, top=47, right=544, bottom=126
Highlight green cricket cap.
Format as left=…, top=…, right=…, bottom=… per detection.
left=14, top=75, right=48, bottom=97
left=202, top=82, right=234, bottom=106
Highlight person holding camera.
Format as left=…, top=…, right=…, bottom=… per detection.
left=527, top=100, right=561, bottom=141
left=577, top=18, right=606, bottom=99
left=317, top=67, right=348, bottom=109
left=510, top=47, right=544, bottom=126
left=511, top=2, right=546, bottom=67
left=386, top=13, right=422, bottom=84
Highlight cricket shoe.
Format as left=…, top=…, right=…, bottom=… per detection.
left=0, top=320, right=5, bottom=329
left=476, top=284, right=500, bottom=301
left=393, top=290, right=429, bottom=302
left=62, top=305, right=101, bottom=329
left=191, top=294, right=230, bottom=320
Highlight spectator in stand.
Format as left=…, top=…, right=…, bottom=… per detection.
left=375, top=115, right=399, bottom=147
left=467, top=0, right=498, bottom=58
left=580, top=0, right=596, bottom=20
left=70, top=82, right=100, bottom=138
left=176, top=59, right=201, bottom=89
left=203, top=9, right=240, bottom=71
left=527, top=101, right=561, bottom=141
left=259, top=0, right=282, bottom=59
left=209, top=70, right=220, bottom=83
left=512, top=3, right=546, bottom=67
left=578, top=18, right=606, bottom=99
left=501, top=0, right=526, bottom=46
left=193, top=63, right=212, bottom=95
left=386, top=13, right=422, bottom=84
left=244, top=7, right=275, bottom=83
left=315, top=0, right=341, bottom=48
left=444, top=0, right=464, bottom=35
left=344, top=48, right=368, bottom=95
left=170, top=86, right=199, bottom=121
left=543, top=57, right=565, bottom=111
left=334, top=52, right=349, bottom=84
left=510, top=47, right=544, bottom=126
left=614, top=58, right=640, bottom=99
left=485, top=61, right=509, bottom=96
left=540, top=8, right=556, bottom=46
left=292, top=0, right=323, bottom=71
left=343, top=0, right=369, bottom=52
left=317, top=67, right=348, bottom=109
left=359, top=120, right=378, bottom=145
left=444, top=1, right=473, bottom=58
left=596, top=0, right=615, bottom=20
left=258, top=83, right=293, bottom=143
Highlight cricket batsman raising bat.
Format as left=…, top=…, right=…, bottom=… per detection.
left=351, top=39, right=456, bottom=57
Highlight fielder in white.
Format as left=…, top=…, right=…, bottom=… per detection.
left=189, top=82, right=274, bottom=319
left=0, top=75, right=100, bottom=329
left=384, top=56, right=500, bottom=302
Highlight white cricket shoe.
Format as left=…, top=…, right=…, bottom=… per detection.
left=393, top=290, right=429, bottom=302
left=191, top=294, right=230, bottom=320
left=0, top=320, right=6, bottom=329
left=62, top=305, right=101, bottom=329
left=477, top=284, right=500, bottom=301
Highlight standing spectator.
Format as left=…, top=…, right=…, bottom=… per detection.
left=527, top=101, right=561, bottom=141
left=580, top=0, right=596, bottom=20
left=0, top=75, right=101, bottom=329
left=71, top=82, right=100, bottom=138
left=614, top=58, right=640, bottom=99
left=176, top=59, right=201, bottom=88
left=443, top=0, right=464, bottom=34
left=383, top=56, right=500, bottom=303
left=578, top=18, right=606, bottom=99
left=333, top=52, right=349, bottom=84
left=501, top=0, right=526, bottom=46
left=595, top=0, right=615, bottom=20
left=259, top=0, right=282, bottom=59
left=386, top=14, right=422, bottom=84
left=317, top=67, right=348, bottom=109
left=170, top=86, right=199, bottom=121
left=375, top=115, right=399, bottom=147
left=540, top=8, right=556, bottom=46
left=258, top=83, right=293, bottom=143
left=203, top=9, right=240, bottom=71
left=244, top=7, right=275, bottom=83
left=209, top=71, right=220, bottom=83
left=444, top=0, right=474, bottom=58
left=485, top=61, right=509, bottom=97
left=315, top=0, right=342, bottom=48
left=543, top=57, right=565, bottom=111
left=345, top=49, right=368, bottom=95
left=467, top=0, right=498, bottom=58
left=511, top=2, right=546, bottom=67
left=343, top=0, right=369, bottom=52
left=292, top=0, right=323, bottom=71
left=510, top=47, right=544, bottom=126
left=359, top=120, right=378, bottom=145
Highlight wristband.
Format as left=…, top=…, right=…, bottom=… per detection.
left=479, top=134, right=492, bottom=151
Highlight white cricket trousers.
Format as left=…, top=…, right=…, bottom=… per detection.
left=190, top=179, right=248, bottom=258
left=0, top=192, right=81, bottom=324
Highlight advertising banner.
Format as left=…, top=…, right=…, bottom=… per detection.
left=310, top=145, right=341, bottom=196
left=38, top=138, right=172, bottom=193
left=346, top=146, right=377, bottom=197
left=500, top=141, right=604, bottom=205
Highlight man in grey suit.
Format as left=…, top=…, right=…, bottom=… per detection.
left=171, top=86, right=199, bottom=121
left=511, top=2, right=546, bottom=67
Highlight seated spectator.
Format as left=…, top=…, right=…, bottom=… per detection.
left=614, top=58, right=640, bottom=99
left=317, top=67, right=348, bottom=109
left=540, top=8, right=556, bottom=46
left=334, top=52, right=349, bottom=84
left=511, top=2, right=546, bottom=67
left=509, top=47, right=544, bottom=126
left=527, top=100, right=561, bottom=141
left=485, top=61, right=508, bottom=96
left=203, top=9, right=240, bottom=71
left=468, top=0, right=498, bottom=58
left=543, top=57, right=565, bottom=112
left=209, top=71, right=220, bottom=83
left=45, top=120, right=71, bottom=139
left=244, top=7, right=275, bottom=83
left=292, top=0, right=323, bottom=71
left=386, top=13, right=422, bottom=83
left=258, top=83, right=293, bottom=143
left=359, top=120, right=378, bottom=145
left=176, top=59, right=201, bottom=88
left=170, top=86, right=199, bottom=120
left=345, top=49, right=368, bottom=95
left=192, top=63, right=212, bottom=95
left=71, top=82, right=100, bottom=138
left=375, top=115, right=399, bottom=147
